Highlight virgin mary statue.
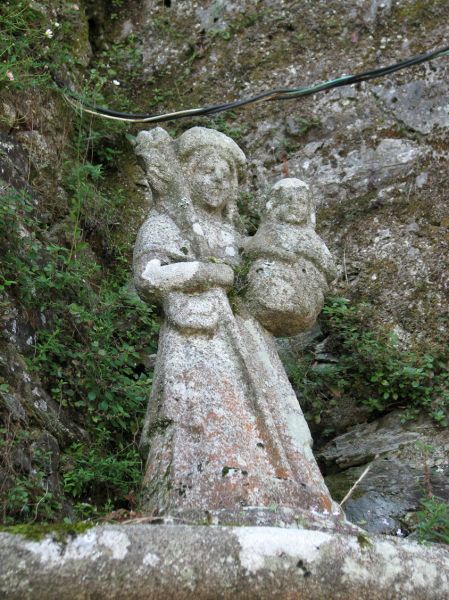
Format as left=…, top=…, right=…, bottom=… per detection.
left=133, top=126, right=343, bottom=526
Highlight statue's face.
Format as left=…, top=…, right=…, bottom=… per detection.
left=269, top=188, right=311, bottom=225
left=188, top=151, right=238, bottom=211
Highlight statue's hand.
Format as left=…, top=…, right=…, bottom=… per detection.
left=136, top=259, right=234, bottom=302
left=201, top=262, right=234, bottom=289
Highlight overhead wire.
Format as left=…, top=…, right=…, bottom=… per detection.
left=55, top=44, right=449, bottom=124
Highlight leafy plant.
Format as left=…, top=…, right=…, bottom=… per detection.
left=211, top=112, right=248, bottom=142
left=0, top=0, right=164, bottom=526
left=416, top=497, right=449, bottom=545
left=62, top=436, right=142, bottom=517
left=0, top=131, right=158, bottom=524
left=0, top=427, right=63, bottom=523
left=288, top=297, right=449, bottom=427
left=0, top=1, right=87, bottom=90
left=236, top=191, right=260, bottom=236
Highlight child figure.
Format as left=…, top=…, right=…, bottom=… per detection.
left=243, top=178, right=337, bottom=337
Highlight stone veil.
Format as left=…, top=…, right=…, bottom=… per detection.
left=133, top=126, right=342, bottom=527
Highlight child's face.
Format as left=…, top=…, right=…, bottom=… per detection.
left=268, top=188, right=312, bottom=225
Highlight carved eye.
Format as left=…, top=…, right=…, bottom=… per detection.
left=180, top=246, right=189, bottom=255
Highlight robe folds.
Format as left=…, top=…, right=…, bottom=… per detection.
left=134, top=209, right=337, bottom=514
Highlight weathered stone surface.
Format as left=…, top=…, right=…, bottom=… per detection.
left=1, top=524, right=449, bottom=599
left=0, top=341, right=84, bottom=513
left=291, top=136, right=429, bottom=204
left=319, top=411, right=449, bottom=534
left=133, top=127, right=339, bottom=522
left=0, top=132, right=34, bottom=194
left=373, top=78, right=449, bottom=135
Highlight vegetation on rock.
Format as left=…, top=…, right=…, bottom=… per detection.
left=1, top=0, right=159, bottom=523
left=288, top=297, right=449, bottom=431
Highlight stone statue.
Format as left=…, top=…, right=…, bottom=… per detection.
left=243, top=178, right=337, bottom=337
left=133, top=126, right=343, bottom=527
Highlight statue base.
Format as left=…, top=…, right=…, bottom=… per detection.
left=1, top=523, right=448, bottom=599
left=150, top=505, right=360, bottom=535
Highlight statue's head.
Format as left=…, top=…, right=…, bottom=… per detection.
left=265, top=178, right=315, bottom=227
left=177, top=127, right=246, bottom=213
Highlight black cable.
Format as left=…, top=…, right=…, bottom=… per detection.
left=55, top=44, right=449, bottom=124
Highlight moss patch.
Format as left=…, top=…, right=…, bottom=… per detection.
left=0, top=521, right=94, bottom=542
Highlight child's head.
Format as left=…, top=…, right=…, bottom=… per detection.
left=265, top=178, right=315, bottom=227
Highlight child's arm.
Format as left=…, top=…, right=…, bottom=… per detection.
left=292, top=230, right=337, bottom=283
left=242, top=225, right=295, bottom=262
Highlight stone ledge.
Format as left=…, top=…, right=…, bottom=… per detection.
left=1, top=524, right=448, bottom=599
left=143, top=505, right=361, bottom=533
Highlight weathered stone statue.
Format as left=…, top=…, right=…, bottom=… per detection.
left=243, top=177, right=337, bottom=337
left=133, top=127, right=342, bottom=526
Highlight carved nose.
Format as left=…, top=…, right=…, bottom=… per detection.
left=213, top=165, right=225, bottom=179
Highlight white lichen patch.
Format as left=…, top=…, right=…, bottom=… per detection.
left=0, top=140, right=15, bottom=152
left=142, top=259, right=199, bottom=289
left=341, top=538, right=449, bottom=593
left=25, top=529, right=105, bottom=568
left=407, top=557, right=439, bottom=589
left=33, top=399, right=48, bottom=412
left=341, top=555, right=372, bottom=584
left=63, top=529, right=102, bottom=562
left=192, top=222, right=204, bottom=236
left=377, top=540, right=447, bottom=592
left=142, top=552, right=161, bottom=567
left=98, top=530, right=130, bottom=560
left=24, top=538, right=63, bottom=566
left=234, top=527, right=332, bottom=573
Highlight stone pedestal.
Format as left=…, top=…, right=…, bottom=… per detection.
left=1, top=525, right=448, bottom=599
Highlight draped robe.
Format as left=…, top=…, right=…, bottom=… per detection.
left=133, top=208, right=338, bottom=516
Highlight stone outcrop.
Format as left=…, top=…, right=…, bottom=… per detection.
left=319, top=411, right=449, bottom=534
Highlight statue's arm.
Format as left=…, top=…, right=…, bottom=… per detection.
left=135, top=258, right=234, bottom=303
left=133, top=210, right=234, bottom=303
left=243, top=235, right=293, bottom=262
left=297, top=237, right=338, bottom=283
left=245, top=228, right=337, bottom=283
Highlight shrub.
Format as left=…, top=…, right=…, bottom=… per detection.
left=416, top=497, right=449, bottom=545
left=0, top=164, right=158, bottom=523
left=288, top=297, right=449, bottom=427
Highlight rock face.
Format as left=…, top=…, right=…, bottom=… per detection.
left=0, top=340, right=84, bottom=519
left=319, top=411, right=449, bottom=534
left=1, top=0, right=448, bottom=542
left=133, top=127, right=341, bottom=524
